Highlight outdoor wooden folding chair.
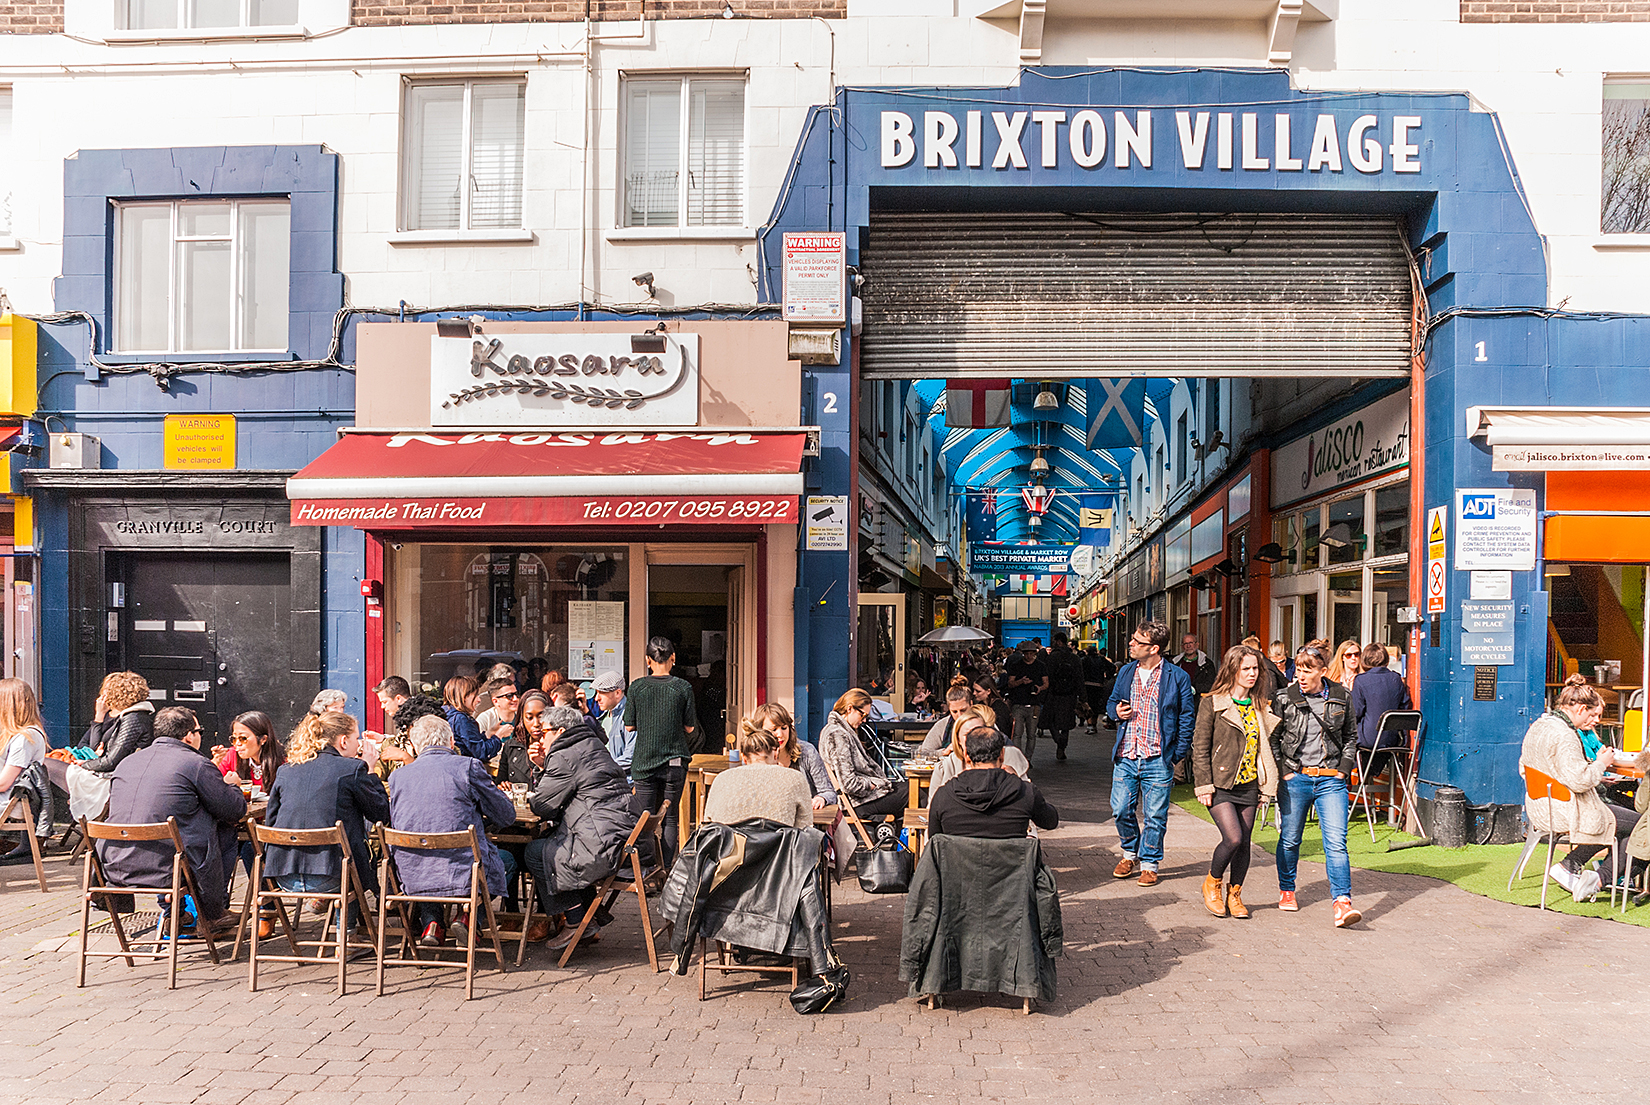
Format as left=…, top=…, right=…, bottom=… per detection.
left=820, top=760, right=878, bottom=851
left=374, top=824, right=508, bottom=1000
left=1352, top=710, right=1423, bottom=842
left=694, top=828, right=831, bottom=1002
left=245, top=821, right=378, bottom=995
left=0, top=790, right=49, bottom=893
left=559, top=800, right=671, bottom=971
left=76, top=817, right=223, bottom=990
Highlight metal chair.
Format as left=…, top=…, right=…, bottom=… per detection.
left=1509, top=767, right=1618, bottom=910
left=1352, top=710, right=1422, bottom=842
left=374, top=824, right=508, bottom=1000
left=76, top=817, right=223, bottom=989
left=246, top=821, right=378, bottom=995
left=0, top=791, right=49, bottom=893
left=558, top=801, right=671, bottom=971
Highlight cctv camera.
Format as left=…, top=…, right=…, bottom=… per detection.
left=632, top=272, right=654, bottom=286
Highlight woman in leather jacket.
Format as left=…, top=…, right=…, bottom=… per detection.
left=1269, top=645, right=1361, bottom=928
left=76, top=671, right=156, bottom=775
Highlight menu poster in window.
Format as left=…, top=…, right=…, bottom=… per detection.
left=568, top=600, right=626, bottom=642
left=569, top=640, right=623, bottom=681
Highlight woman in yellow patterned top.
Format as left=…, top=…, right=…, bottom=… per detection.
left=1191, top=646, right=1281, bottom=920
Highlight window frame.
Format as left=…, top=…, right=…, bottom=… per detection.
left=398, top=76, right=528, bottom=235
left=119, top=0, right=298, bottom=30
left=1602, top=76, right=1650, bottom=237
left=618, top=72, right=749, bottom=232
left=112, top=198, right=292, bottom=356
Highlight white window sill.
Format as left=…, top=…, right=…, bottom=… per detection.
left=1593, top=235, right=1650, bottom=251
left=0, top=236, right=19, bottom=252
left=605, top=227, right=755, bottom=242
left=388, top=229, right=537, bottom=246
left=104, top=24, right=309, bottom=43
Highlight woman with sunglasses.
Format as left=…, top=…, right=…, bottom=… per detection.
left=1325, top=640, right=1364, bottom=693
left=820, top=689, right=906, bottom=833
left=1271, top=644, right=1361, bottom=927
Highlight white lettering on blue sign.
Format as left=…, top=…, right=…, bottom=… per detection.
left=1461, top=494, right=1497, bottom=519
left=882, top=108, right=1427, bottom=175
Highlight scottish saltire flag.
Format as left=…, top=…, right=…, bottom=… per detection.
left=1078, top=493, right=1116, bottom=548
left=965, top=491, right=999, bottom=543
left=1085, top=379, right=1147, bottom=449
left=945, top=379, right=1011, bottom=428
left=1144, top=378, right=1176, bottom=425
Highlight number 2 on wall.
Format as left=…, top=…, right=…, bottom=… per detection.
left=821, top=391, right=839, bottom=414
left=1474, top=341, right=1488, bottom=363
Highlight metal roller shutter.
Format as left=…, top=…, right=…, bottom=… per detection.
left=857, top=212, right=1414, bottom=380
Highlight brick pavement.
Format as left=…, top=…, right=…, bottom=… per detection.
left=2, top=731, right=1645, bottom=1105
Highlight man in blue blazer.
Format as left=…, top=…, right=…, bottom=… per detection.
left=1106, top=620, right=1197, bottom=886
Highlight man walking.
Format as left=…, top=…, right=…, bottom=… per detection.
left=1106, top=621, right=1196, bottom=886
left=1042, top=634, right=1084, bottom=762
left=1173, top=633, right=1218, bottom=696
left=1004, top=640, right=1049, bottom=757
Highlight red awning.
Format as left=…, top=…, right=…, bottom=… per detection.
left=287, top=430, right=806, bottom=528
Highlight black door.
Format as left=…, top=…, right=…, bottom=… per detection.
left=111, top=553, right=295, bottom=749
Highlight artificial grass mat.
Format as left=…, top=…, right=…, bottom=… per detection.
left=1171, top=785, right=1650, bottom=928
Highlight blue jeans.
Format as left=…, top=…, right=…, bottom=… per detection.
left=1111, top=754, right=1174, bottom=868
left=1275, top=773, right=1352, bottom=900
left=274, top=873, right=362, bottom=929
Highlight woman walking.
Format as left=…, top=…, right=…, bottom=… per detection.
left=1272, top=644, right=1362, bottom=927
left=1191, top=646, right=1279, bottom=919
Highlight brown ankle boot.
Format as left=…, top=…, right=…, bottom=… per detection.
left=1202, top=874, right=1227, bottom=917
left=1226, top=884, right=1250, bottom=919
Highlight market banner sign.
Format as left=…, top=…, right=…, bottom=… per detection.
left=431, top=333, right=700, bottom=428
left=1270, top=390, right=1410, bottom=508
left=970, top=543, right=1072, bottom=574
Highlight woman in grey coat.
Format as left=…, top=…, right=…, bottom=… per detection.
left=523, top=698, right=636, bottom=948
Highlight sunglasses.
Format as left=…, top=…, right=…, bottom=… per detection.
left=1297, top=646, right=1328, bottom=660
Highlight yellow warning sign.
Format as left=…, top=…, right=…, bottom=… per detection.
left=1427, top=508, right=1445, bottom=546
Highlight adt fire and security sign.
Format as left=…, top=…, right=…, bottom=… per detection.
left=1454, top=488, right=1536, bottom=571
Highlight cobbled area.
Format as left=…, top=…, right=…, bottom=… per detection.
left=2, top=733, right=1642, bottom=1105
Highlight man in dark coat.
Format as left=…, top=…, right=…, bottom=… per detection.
left=524, top=705, right=637, bottom=949
left=100, top=706, right=246, bottom=932
left=388, top=714, right=517, bottom=946
left=1349, top=642, right=1415, bottom=780
left=928, top=726, right=1059, bottom=838
left=1041, top=634, right=1084, bottom=763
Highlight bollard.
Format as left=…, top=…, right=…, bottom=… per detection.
left=1432, top=785, right=1468, bottom=848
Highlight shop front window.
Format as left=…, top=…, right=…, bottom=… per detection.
left=1328, top=571, right=1363, bottom=644
left=1372, top=566, right=1410, bottom=672
left=1325, top=495, right=1366, bottom=566
left=1300, top=508, right=1321, bottom=571
left=1272, top=514, right=1296, bottom=575
left=402, top=544, right=629, bottom=689
left=1373, top=481, right=1410, bottom=558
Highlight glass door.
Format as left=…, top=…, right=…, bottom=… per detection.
left=856, top=593, right=906, bottom=711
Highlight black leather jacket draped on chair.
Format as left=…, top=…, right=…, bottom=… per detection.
left=658, top=818, right=834, bottom=975
left=76, top=702, right=157, bottom=775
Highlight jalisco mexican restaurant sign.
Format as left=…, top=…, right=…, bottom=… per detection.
left=430, top=333, right=699, bottom=428
left=293, top=495, right=798, bottom=528
left=878, top=108, right=1427, bottom=177
left=1269, top=390, right=1410, bottom=508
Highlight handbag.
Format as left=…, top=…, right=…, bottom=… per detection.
left=790, top=960, right=850, bottom=1014
left=855, top=837, right=914, bottom=894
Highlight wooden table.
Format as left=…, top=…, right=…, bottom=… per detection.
left=903, top=808, right=929, bottom=859
left=904, top=762, right=936, bottom=809
left=681, top=754, right=734, bottom=847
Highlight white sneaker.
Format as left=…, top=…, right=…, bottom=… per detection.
left=1548, top=863, right=1576, bottom=893
left=1572, top=869, right=1602, bottom=903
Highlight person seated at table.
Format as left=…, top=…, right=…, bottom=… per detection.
left=441, top=675, right=502, bottom=765
left=927, top=726, right=1059, bottom=839
left=909, top=679, right=934, bottom=712
left=76, top=671, right=156, bottom=776
left=99, top=706, right=246, bottom=936
left=261, top=710, right=390, bottom=939
left=705, top=719, right=814, bottom=831
left=474, top=678, right=520, bottom=749
left=207, top=710, right=287, bottom=885
left=1519, top=674, right=1635, bottom=902
left=523, top=702, right=636, bottom=950
left=0, top=679, right=50, bottom=861
left=920, top=682, right=975, bottom=753
left=1350, top=643, right=1413, bottom=782
left=819, top=689, right=906, bottom=837
left=928, top=709, right=1031, bottom=798
left=388, top=715, right=518, bottom=947
left=753, top=703, right=834, bottom=809
left=309, top=689, right=349, bottom=716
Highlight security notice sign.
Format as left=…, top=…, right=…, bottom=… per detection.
left=783, top=233, right=847, bottom=324
left=1425, top=506, right=1447, bottom=614
left=1454, top=489, right=1536, bottom=571
left=805, top=495, right=848, bottom=551
left=1460, top=600, right=1516, bottom=665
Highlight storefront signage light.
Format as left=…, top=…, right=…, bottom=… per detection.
left=430, top=333, right=700, bottom=428
left=879, top=109, right=1423, bottom=176
left=1269, top=390, right=1410, bottom=508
